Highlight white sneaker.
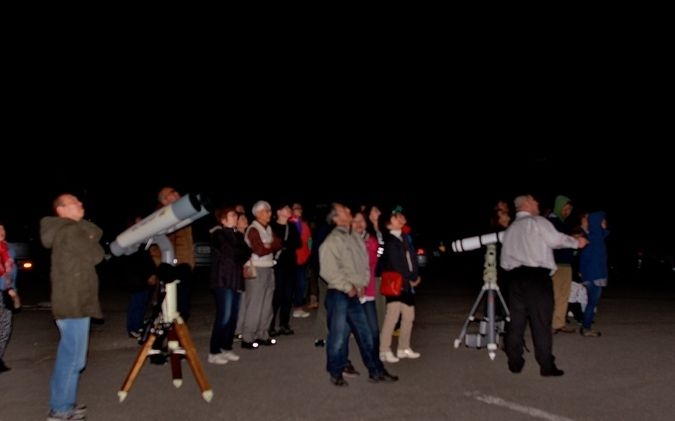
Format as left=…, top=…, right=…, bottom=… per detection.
left=396, top=348, right=421, bottom=359
left=208, top=353, right=229, bottom=365
left=379, top=351, right=400, bottom=363
left=221, top=350, right=240, bottom=361
left=293, top=309, right=310, bottom=318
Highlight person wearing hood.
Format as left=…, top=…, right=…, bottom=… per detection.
left=578, top=211, right=609, bottom=337
left=547, top=194, right=577, bottom=334
left=40, top=193, right=105, bottom=421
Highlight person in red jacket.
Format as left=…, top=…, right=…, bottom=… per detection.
left=290, top=202, right=313, bottom=316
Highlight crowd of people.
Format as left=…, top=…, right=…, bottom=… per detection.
left=0, top=187, right=611, bottom=420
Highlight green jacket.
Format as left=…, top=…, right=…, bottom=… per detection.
left=40, top=216, right=105, bottom=319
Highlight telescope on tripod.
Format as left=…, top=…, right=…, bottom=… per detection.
left=451, top=235, right=510, bottom=360
left=110, top=192, right=213, bottom=403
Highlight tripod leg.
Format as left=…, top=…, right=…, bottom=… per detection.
left=118, top=334, right=157, bottom=402
left=167, top=325, right=184, bottom=388
left=173, top=318, right=213, bottom=402
left=454, top=288, right=487, bottom=348
left=495, top=289, right=510, bottom=322
left=486, top=289, right=497, bottom=360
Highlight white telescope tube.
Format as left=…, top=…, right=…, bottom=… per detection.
left=110, top=192, right=208, bottom=256
left=451, top=231, right=504, bottom=253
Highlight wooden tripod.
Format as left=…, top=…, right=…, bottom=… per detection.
left=118, top=281, right=213, bottom=403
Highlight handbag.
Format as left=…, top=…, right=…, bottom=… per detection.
left=242, top=260, right=256, bottom=279
left=380, top=270, right=403, bottom=297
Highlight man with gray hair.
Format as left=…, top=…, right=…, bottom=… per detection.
left=241, top=200, right=282, bottom=349
left=320, top=202, right=398, bottom=386
left=500, top=194, right=588, bottom=377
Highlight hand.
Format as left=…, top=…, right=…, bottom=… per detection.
left=411, top=276, right=421, bottom=287
left=578, top=237, right=589, bottom=248
left=347, top=287, right=358, bottom=298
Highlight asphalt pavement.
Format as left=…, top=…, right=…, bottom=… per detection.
left=2, top=264, right=675, bottom=421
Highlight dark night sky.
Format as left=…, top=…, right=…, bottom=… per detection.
left=4, top=146, right=671, bottom=253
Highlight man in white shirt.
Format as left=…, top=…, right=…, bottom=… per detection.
left=500, top=194, right=587, bottom=377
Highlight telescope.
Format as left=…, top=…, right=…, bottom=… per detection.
left=110, top=192, right=210, bottom=257
left=451, top=231, right=504, bottom=253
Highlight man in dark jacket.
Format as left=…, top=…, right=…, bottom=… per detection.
left=41, top=193, right=104, bottom=421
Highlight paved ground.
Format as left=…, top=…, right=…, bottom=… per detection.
left=2, top=265, right=675, bottom=421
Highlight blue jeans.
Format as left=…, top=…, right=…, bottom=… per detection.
left=325, top=289, right=381, bottom=378
left=127, top=289, right=151, bottom=334
left=210, top=287, right=240, bottom=353
left=50, top=318, right=90, bottom=413
left=362, top=300, right=380, bottom=353
left=582, top=281, right=603, bottom=330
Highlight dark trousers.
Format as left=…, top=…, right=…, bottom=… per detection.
left=505, top=267, right=556, bottom=371
left=127, top=289, right=151, bottom=334
left=175, top=264, right=193, bottom=322
left=271, top=264, right=295, bottom=330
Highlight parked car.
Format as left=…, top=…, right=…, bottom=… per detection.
left=193, top=241, right=212, bottom=268
left=7, top=242, right=34, bottom=272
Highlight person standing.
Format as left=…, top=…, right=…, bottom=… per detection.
left=269, top=203, right=301, bottom=336
left=578, top=211, right=609, bottom=337
left=208, top=206, right=251, bottom=364
left=290, top=202, right=313, bottom=314
left=150, top=187, right=196, bottom=322
left=0, top=221, right=18, bottom=373
left=547, top=194, right=577, bottom=334
left=118, top=217, right=157, bottom=339
left=500, top=194, right=587, bottom=377
left=241, top=200, right=282, bottom=349
left=40, top=193, right=105, bottom=420
left=378, top=206, right=422, bottom=363
left=319, top=202, right=398, bottom=386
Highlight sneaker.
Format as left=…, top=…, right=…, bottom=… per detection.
left=278, top=326, right=294, bottom=335
left=241, top=341, right=259, bottom=350
left=540, top=366, right=565, bottom=377
left=553, top=325, right=576, bottom=334
left=580, top=328, right=602, bottom=337
left=379, top=351, right=400, bottom=363
left=330, top=375, right=348, bottom=387
left=47, top=409, right=86, bottom=420
left=293, top=309, right=310, bottom=318
left=73, top=404, right=87, bottom=417
left=207, top=353, right=229, bottom=365
left=342, top=363, right=360, bottom=377
left=128, top=331, right=141, bottom=340
left=221, top=350, right=240, bottom=361
left=396, top=348, right=421, bottom=359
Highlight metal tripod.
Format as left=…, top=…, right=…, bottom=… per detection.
left=453, top=244, right=510, bottom=360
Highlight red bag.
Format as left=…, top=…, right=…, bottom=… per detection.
left=380, top=270, right=403, bottom=297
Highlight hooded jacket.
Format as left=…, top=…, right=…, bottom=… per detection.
left=40, top=216, right=105, bottom=319
left=548, top=195, right=574, bottom=264
left=579, top=211, right=609, bottom=283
